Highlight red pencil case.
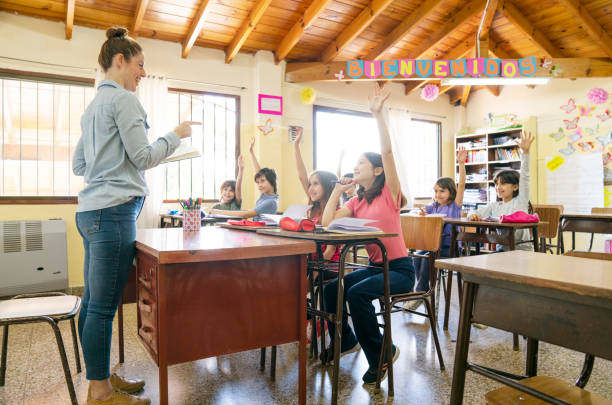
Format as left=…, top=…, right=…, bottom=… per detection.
left=499, top=211, right=539, bottom=223
left=227, top=220, right=267, bottom=226
left=279, top=217, right=315, bottom=232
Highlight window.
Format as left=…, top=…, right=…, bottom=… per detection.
left=0, top=77, right=94, bottom=197
left=314, top=106, right=440, bottom=199
left=164, top=90, right=239, bottom=201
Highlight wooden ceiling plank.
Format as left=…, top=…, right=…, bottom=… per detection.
left=439, top=85, right=453, bottom=95
left=131, top=0, right=150, bottom=37
left=275, top=0, right=335, bottom=63
left=460, top=85, right=471, bottom=106
left=321, top=0, right=396, bottom=63
left=402, top=0, right=486, bottom=60
left=496, top=0, right=564, bottom=57
left=556, top=0, right=612, bottom=58
left=182, top=0, right=215, bottom=58
left=485, top=85, right=502, bottom=96
left=65, top=0, right=75, bottom=39
left=225, top=0, right=274, bottom=63
left=449, top=86, right=463, bottom=104
left=479, top=0, right=499, bottom=39
left=364, top=0, right=445, bottom=61
left=404, top=80, right=426, bottom=95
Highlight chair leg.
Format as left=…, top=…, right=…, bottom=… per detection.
left=588, top=233, right=594, bottom=252
left=69, top=319, right=82, bottom=374
left=513, top=333, right=520, bottom=351
left=259, top=347, right=266, bottom=371
left=1, top=325, right=8, bottom=386
left=423, top=298, right=445, bottom=370
left=443, top=270, right=453, bottom=330
left=575, top=354, right=595, bottom=388
left=46, top=319, right=78, bottom=405
left=270, top=346, right=277, bottom=380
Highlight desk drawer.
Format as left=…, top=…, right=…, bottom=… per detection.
left=137, top=254, right=157, bottom=293
left=137, top=285, right=158, bottom=356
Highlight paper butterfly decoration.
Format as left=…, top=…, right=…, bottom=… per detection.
left=551, top=65, right=563, bottom=76
left=567, top=130, right=582, bottom=143
left=597, top=131, right=612, bottom=147
left=563, top=117, right=579, bottom=130
left=578, top=105, right=595, bottom=117
left=577, top=141, right=596, bottom=152
left=334, top=69, right=345, bottom=81
left=597, top=109, right=611, bottom=122
left=541, top=58, right=553, bottom=70
left=257, top=119, right=274, bottom=136
left=584, top=123, right=600, bottom=136
left=560, top=98, right=576, bottom=114
left=603, top=152, right=612, bottom=165
left=549, top=128, right=565, bottom=141
left=559, top=142, right=576, bottom=156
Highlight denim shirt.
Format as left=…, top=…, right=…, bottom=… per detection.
left=72, top=79, right=180, bottom=212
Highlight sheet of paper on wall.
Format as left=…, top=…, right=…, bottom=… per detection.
left=162, top=141, right=201, bottom=163
left=546, top=153, right=603, bottom=214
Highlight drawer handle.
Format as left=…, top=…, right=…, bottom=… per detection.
left=138, top=299, right=153, bottom=313
left=138, top=277, right=152, bottom=289
left=139, top=327, right=154, bottom=345
left=149, top=267, right=155, bottom=276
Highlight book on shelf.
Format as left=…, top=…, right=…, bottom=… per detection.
left=494, top=148, right=521, bottom=161
left=325, top=217, right=381, bottom=233
left=162, top=141, right=201, bottom=163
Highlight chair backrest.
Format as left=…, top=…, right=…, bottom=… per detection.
left=400, top=215, right=444, bottom=252
left=533, top=204, right=563, bottom=238
left=591, top=207, right=612, bottom=214
left=564, top=250, right=612, bottom=261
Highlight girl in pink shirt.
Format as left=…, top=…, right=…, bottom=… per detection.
left=321, top=83, right=414, bottom=385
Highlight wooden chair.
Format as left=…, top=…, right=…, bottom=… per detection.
left=374, top=216, right=446, bottom=389
left=485, top=375, right=612, bottom=404
left=0, top=292, right=82, bottom=405
left=533, top=205, right=563, bottom=254
left=588, top=207, right=612, bottom=251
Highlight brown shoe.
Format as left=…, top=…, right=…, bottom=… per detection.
left=87, top=388, right=151, bottom=405
left=110, top=373, right=146, bottom=394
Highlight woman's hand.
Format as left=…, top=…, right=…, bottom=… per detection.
left=173, top=121, right=201, bottom=139
left=368, top=82, right=390, bottom=115
left=457, top=147, right=468, bottom=165
left=518, top=129, right=535, bottom=154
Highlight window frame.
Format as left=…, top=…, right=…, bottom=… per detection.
left=312, top=105, right=442, bottom=199
left=163, top=87, right=241, bottom=203
left=0, top=68, right=94, bottom=204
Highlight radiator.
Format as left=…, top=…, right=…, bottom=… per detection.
left=0, top=219, right=68, bottom=297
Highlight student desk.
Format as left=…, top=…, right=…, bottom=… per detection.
left=256, top=228, right=397, bottom=405
left=442, top=218, right=543, bottom=330
left=558, top=213, right=612, bottom=252
left=435, top=251, right=612, bottom=405
left=133, top=227, right=315, bottom=405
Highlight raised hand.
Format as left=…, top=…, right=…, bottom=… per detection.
left=457, top=147, right=468, bottom=165
left=237, top=154, right=245, bottom=169
left=293, top=127, right=303, bottom=144
left=519, top=129, right=535, bottom=154
left=368, top=82, right=390, bottom=115
left=249, top=136, right=255, bottom=153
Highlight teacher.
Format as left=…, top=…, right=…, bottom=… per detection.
left=72, top=27, right=199, bottom=405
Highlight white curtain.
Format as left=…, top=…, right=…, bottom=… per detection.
left=387, top=108, right=414, bottom=208
left=135, top=76, right=169, bottom=228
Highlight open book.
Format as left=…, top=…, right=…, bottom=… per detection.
left=162, top=141, right=201, bottom=163
left=261, top=205, right=312, bottom=225
left=326, top=217, right=381, bottom=233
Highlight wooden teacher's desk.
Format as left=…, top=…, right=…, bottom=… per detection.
left=134, top=227, right=316, bottom=405
left=435, top=251, right=612, bottom=405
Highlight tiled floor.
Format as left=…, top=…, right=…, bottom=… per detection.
left=1, top=290, right=610, bottom=405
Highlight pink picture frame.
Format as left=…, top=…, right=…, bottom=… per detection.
left=258, top=94, right=283, bottom=115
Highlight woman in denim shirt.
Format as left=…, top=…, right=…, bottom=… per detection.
left=73, top=27, right=198, bottom=405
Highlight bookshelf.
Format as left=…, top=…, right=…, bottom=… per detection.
left=455, top=117, right=537, bottom=211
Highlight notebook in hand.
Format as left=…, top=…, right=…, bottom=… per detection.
left=326, top=217, right=381, bottom=233
left=162, top=141, right=201, bottom=163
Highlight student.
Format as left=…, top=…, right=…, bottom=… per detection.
left=293, top=127, right=339, bottom=260
left=73, top=27, right=198, bottom=405
left=210, top=137, right=278, bottom=220
left=468, top=130, right=535, bottom=249
left=405, top=149, right=467, bottom=310
left=321, top=83, right=413, bottom=385
left=336, top=150, right=357, bottom=204
left=211, top=155, right=244, bottom=211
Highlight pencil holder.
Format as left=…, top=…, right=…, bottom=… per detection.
left=182, top=209, right=201, bottom=232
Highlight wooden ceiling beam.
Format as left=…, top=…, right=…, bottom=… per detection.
left=275, top=0, right=334, bottom=63
left=225, top=0, right=273, bottom=63
left=485, top=85, right=502, bottom=96
left=556, top=0, right=612, bottom=58
left=365, top=0, right=444, bottom=61
left=439, top=85, right=453, bottom=95
left=403, top=0, right=486, bottom=60
left=182, top=0, right=214, bottom=59
left=65, top=0, right=75, bottom=40
left=130, top=0, right=150, bottom=37
left=460, top=85, right=471, bottom=106
left=404, top=81, right=426, bottom=95
left=479, top=0, right=499, bottom=39
left=322, top=0, right=395, bottom=63
left=497, top=0, right=563, bottom=57
left=448, top=87, right=463, bottom=104
left=285, top=58, right=612, bottom=82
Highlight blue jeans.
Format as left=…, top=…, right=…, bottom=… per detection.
left=413, top=246, right=450, bottom=292
left=76, top=197, right=144, bottom=380
left=323, top=256, right=415, bottom=368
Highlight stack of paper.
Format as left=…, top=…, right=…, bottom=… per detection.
left=326, top=217, right=380, bottom=233
left=162, top=141, right=201, bottom=163
left=261, top=205, right=312, bottom=225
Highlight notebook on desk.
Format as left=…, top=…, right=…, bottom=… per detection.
left=324, top=217, right=381, bottom=233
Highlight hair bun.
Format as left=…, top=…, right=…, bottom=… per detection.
left=106, top=27, right=128, bottom=40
